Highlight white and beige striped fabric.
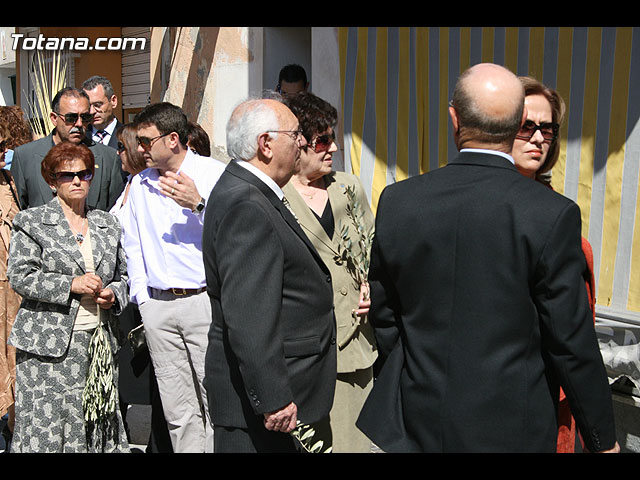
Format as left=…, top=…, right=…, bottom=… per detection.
left=338, top=27, right=640, bottom=382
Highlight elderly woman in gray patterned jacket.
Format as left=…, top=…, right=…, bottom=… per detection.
left=7, top=141, right=129, bottom=453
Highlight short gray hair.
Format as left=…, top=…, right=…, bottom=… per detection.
left=81, top=75, right=115, bottom=98
left=226, top=99, right=281, bottom=162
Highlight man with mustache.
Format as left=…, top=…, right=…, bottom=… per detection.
left=11, top=87, right=125, bottom=210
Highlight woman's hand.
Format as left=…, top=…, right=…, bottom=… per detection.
left=95, top=288, right=116, bottom=310
left=71, top=273, right=102, bottom=296
left=353, top=283, right=371, bottom=317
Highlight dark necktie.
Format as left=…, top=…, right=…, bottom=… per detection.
left=95, top=129, right=107, bottom=143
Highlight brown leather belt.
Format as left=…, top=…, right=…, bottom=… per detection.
left=152, top=287, right=206, bottom=297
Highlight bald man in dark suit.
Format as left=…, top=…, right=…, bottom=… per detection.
left=356, top=64, right=619, bottom=453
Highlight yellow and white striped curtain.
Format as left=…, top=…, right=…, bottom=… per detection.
left=339, top=26, right=640, bottom=320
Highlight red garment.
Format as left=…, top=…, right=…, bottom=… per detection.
left=556, top=237, right=596, bottom=453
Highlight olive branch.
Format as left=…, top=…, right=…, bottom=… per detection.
left=335, top=185, right=374, bottom=296
left=290, top=421, right=332, bottom=453
left=82, top=313, right=119, bottom=451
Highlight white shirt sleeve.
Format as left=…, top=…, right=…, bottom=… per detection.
left=120, top=181, right=151, bottom=305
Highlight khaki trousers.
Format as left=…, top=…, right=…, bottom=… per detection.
left=140, top=290, right=213, bottom=453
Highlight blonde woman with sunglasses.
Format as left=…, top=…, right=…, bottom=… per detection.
left=512, top=76, right=608, bottom=453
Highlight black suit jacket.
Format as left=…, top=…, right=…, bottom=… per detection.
left=10, top=132, right=125, bottom=211
left=202, top=160, right=337, bottom=430
left=356, top=151, right=617, bottom=453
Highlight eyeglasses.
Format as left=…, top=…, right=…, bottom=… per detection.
left=516, top=120, right=559, bottom=143
left=267, top=130, right=304, bottom=142
left=136, top=133, right=170, bottom=150
left=117, top=141, right=126, bottom=153
left=54, top=168, right=94, bottom=183
left=53, top=111, right=95, bottom=124
left=309, top=131, right=336, bottom=154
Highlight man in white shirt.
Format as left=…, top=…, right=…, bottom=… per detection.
left=121, top=102, right=225, bottom=453
left=82, top=76, right=123, bottom=150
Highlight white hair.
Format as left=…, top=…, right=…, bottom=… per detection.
left=226, top=98, right=281, bottom=162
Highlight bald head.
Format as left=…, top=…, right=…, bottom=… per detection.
left=450, top=63, right=525, bottom=151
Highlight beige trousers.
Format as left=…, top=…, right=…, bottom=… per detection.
left=312, top=366, right=374, bottom=453
left=140, top=290, right=213, bottom=453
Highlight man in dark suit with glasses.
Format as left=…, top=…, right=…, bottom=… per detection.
left=202, top=98, right=337, bottom=452
left=10, top=87, right=125, bottom=210
left=82, top=75, right=124, bottom=151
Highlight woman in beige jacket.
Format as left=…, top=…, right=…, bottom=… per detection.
left=282, top=92, right=377, bottom=452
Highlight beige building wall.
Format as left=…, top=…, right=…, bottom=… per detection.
left=151, top=27, right=265, bottom=163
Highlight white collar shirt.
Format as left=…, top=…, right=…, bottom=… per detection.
left=460, top=148, right=515, bottom=165
left=235, top=160, right=285, bottom=200
left=121, top=149, right=226, bottom=305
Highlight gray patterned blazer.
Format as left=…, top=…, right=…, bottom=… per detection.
left=7, top=197, right=128, bottom=358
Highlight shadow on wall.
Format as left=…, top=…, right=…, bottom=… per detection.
left=182, top=27, right=219, bottom=122
left=155, top=27, right=220, bottom=123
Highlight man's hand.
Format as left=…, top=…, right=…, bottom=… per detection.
left=159, top=170, right=201, bottom=211
left=263, top=402, right=298, bottom=433
left=584, top=441, right=621, bottom=453
left=597, top=442, right=621, bottom=453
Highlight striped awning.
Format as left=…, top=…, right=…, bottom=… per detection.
left=339, top=27, right=640, bottom=327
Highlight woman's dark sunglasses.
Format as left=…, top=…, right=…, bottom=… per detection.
left=309, top=131, right=336, bottom=153
left=54, top=169, right=94, bottom=183
left=54, top=111, right=95, bottom=124
left=516, top=120, right=559, bottom=143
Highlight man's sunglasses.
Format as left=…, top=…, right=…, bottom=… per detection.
left=54, top=169, right=94, bottom=183
left=516, top=120, right=559, bottom=143
left=136, top=133, right=170, bottom=150
left=53, top=111, right=95, bottom=124
left=309, top=131, right=336, bottom=154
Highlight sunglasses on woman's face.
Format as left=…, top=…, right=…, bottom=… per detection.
left=516, top=120, right=559, bottom=143
left=54, top=169, right=94, bottom=183
left=309, top=131, right=336, bottom=153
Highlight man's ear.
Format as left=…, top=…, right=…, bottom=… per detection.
left=448, top=106, right=459, bottom=132
left=257, top=132, right=273, bottom=161
left=167, top=131, right=181, bottom=150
